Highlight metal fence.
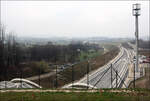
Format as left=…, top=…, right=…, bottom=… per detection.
left=0, top=60, right=149, bottom=89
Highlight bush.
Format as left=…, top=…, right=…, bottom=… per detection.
left=29, top=61, right=49, bottom=73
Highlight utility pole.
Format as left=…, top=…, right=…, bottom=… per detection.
left=135, top=15, right=139, bottom=72
left=132, top=3, right=141, bottom=72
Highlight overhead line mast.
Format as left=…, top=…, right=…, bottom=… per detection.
left=132, top=3, right=141, bottom=72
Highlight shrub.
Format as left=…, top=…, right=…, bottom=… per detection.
left=29, top=61, right=49, bottom=73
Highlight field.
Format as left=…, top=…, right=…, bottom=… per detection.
left=1, top=89, right=150, bottom=101
left=79, top=49, right=104, bottom=61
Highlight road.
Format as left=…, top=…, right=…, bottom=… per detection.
left=25, top=71, right=56, bottom=81
left=77, top=47, right=131, bottom=88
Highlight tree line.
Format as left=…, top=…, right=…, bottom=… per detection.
left=0, top=24, right=22, bottom=80
left=130, top=39, right=150, bottom=49
left=0, top=24, right=101, bottom=81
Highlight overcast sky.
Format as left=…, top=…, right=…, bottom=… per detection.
left=1, top=1, right=149, bottom=38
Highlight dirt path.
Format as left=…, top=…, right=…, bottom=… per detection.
left=25, top=70, right=59, bottom=81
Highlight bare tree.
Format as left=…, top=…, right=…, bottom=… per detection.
left=0, top=24, right=6, bottom=81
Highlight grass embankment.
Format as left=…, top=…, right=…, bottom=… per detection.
left=32, top=46, right=119, bottom=88
left=129, top=65, right=150, bottom=89
left=129, top=49, right=150, bottom=89
left=1, top=89, right=150, bottom=101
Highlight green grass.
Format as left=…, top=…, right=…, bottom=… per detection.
left=79, top=49, right=104, bottom=61
left=1, top=91, right=150, bottom=101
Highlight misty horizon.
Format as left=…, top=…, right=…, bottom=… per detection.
left=1, top=1, right=149, bottom=39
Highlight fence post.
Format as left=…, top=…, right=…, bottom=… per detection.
left=134, top=63, right=135, bottom=88
left=72, top=64, right=74, bottom=89
left=87, top=61, right=89, bottom=89
left=111, top=64, right=112, bottom=88
left=20, top=67, right=23, bottom=88
left=5, top=68, right=7, bottom=89
left=39, top=67, right=41, bottom=87
left=56, top=65, right=58, bottom=88
left=116, top=70, right=118, bottom=88
left=149, top=64, right=150, bottom=89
